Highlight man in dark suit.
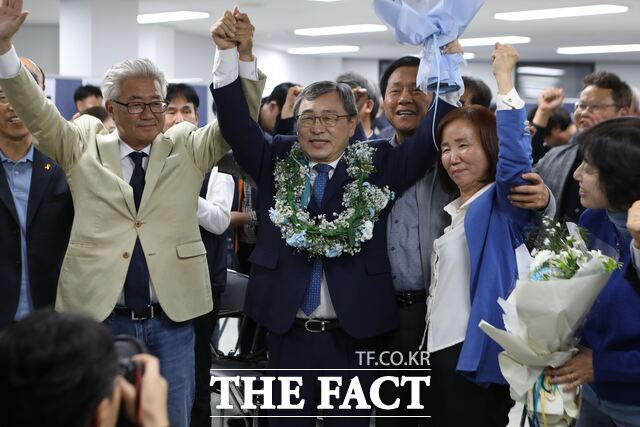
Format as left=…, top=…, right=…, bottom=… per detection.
left=0, top=58, right=73, bottom=329
left=209, top=11, right=449, bottom=425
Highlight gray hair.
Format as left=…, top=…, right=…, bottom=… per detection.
left=101, top=58, right=167, bottom=101
left=292, top=81, right=357, bottom=118
left=336, top=71, right=380, bottom=123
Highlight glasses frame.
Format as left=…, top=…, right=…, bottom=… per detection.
left=112, top=99, right=168, bottom=115
left=573, top=102, right=619, bottom=114
left=296, top=113, right=354, bottom=129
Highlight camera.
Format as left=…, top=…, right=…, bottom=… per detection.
left=113, top=335, right=148, bottom=384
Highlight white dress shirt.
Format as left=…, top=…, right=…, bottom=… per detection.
left=295, top=156, right=344, bottom=320
left=426, top=184, right=492, bottom=352
left=197, top=167, right=234, bottom=235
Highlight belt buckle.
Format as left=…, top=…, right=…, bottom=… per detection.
left=304, top=319, right=325, bottom=333
left=130, top=305, right=153, bottom=321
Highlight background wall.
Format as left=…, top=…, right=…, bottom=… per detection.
left=11, top=24, right=640, bottom=123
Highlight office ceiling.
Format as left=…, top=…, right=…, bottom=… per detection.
left=23, top=0, right=640, bottom=63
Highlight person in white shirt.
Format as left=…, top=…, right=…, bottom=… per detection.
left=423, top=43, right=540, bottom=426
left=163, top=82, right=234, bottom=427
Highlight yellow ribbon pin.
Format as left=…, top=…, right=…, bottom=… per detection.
left=44, top=163, right=51, bottom=171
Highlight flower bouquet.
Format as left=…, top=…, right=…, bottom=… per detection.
left=479, top=217, right=620, bottom=426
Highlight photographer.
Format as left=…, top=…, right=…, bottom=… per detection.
left=0, top=310, right=169, bottom=427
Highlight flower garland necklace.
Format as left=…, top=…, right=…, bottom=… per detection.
left=269, top=142, right=394, bottom=258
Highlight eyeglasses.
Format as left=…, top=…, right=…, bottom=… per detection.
left=112, top=100, right=168, bottom=114
left=574, top=102, right=618, bottom=114
left=296, top=113, right=353, bottom=128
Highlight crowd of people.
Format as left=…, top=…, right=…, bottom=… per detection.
left=0, top=1, right=639, bottom=426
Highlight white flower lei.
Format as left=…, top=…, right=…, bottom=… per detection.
left=269, top=142, right=394, bottom=258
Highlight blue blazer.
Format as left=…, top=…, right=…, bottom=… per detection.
left=457, top=107, right=535, bottom=386
left=211, top=78, right=454, bottom=339
left=0, top=148, right=73, bottom=328
left=579, top=209, right=640, bottom=406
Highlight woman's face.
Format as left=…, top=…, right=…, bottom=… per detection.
left=573, top=160, right=609, bottom=209
left=441, top=119, right=491, bottom=196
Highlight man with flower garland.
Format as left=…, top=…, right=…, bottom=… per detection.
left=209, top=11, right=457, bottom=425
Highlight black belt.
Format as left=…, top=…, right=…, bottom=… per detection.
left=112, top=303, right=163, bottom=320
left=294, top=318, right=341, bottom=333
left=395, top=290, right=426, bottom=307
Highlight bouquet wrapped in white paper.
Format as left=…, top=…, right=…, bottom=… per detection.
left=479, top=217, right=620, bottom=427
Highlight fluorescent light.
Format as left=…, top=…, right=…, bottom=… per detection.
left=517, top=66, right=565, bottom=76
left=294, top=24, right=387, bottom=36
left=287, top=45, right=360, bottom=55
left=557, top=44, right=640, bottom=55
left=137, top=11, right=210, bottom=24
left=495, top=4, right=628, bottom=21
left=308, top=0, right=342, bottom=2
left=459, top=36, right=531, bottom=47
left=166, top=78, right=204, bottom=84
left=463, top=52, right=475, bottom=60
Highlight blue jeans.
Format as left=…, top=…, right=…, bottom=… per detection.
left=105, top=312, right=195, bottom=427
left=576, top=384, right=640, bottom=427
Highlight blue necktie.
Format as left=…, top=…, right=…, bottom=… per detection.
left=300, top=164, right=332, bottom=315
left=124, top=152, right=151, bottom=313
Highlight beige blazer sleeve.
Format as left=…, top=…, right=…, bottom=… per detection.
left=0, top=66, right=105, bottom=172
left=165, top=70, right=267, bottom=174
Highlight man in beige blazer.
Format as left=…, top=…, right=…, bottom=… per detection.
left=0, top=2, right=264, bottom=425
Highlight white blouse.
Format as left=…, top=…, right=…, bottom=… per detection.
left=425, top=184, right=493, bottom=353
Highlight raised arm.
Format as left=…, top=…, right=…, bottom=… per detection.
left=491, top=44, right=535, bottom=227
left=0, top=0, right=97, bottom=170
left=172, top=9, right=266, bottom=174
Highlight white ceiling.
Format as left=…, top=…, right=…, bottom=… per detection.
left=23, top=0, right=640, bottom=63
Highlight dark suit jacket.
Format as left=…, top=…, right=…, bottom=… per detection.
left=212, top=79, right=449, bottom=339
left=0, top=148, right=73, bottom=328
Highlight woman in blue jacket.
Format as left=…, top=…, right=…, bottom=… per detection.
left=546, top=117, right=640, bottom=426
left=424, top=43, right=540, bottom=425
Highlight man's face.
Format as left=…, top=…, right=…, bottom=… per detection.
left=163, top=95, right=199, bottom=132
left=574, top=85, right=627, bottom=132
left=106, top=77, right=164, bottom=150
left=296, top=91, right=356, bottom=163
left=259, top=100, right=279, bottom=134
left=382, top=66, right=432, bottom=142
left=77, top=95, right=103, bottom=112
left=0, top=88, right=30, bottom=143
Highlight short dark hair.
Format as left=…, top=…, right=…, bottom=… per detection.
left=73, top=85, right=103, bottom=103
left=527, top=105, right=573, bottom=136
left=462, top=76, right=493, bottom=108
left=266, top=82, right=297, bottom=110
left=436, top=105, right=499, bottom=194
left=166, top=83, right=200, bottom=109
left=80, top=105, right=110, bottom=122
left=336, top=72, right=380, bottom=124
left=582, top=71, right=632, bottom=109
left=292, top=81, right=357, bottom=118
left=379, top=56, right=420, bottom=99
left=577, top=116, right=640, bottom=211
left=0, top=310, right=119, bottom=427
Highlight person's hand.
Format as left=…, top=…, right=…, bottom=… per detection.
left=628, top=200, right=640, bottom=249
left=210, top=10, right=238, bottom=51
left=441, top=39, right=463, bottom=55
left=0, top=0, right=29, bottom=54
left=544, top=346, right=594, bottom=392
left=353, top=87, right=368, bottom=113
left=538, top=88, right=564, bottom=113
left=119, top=354, right=169, bottom=427
left=280, top=85, right=303, bottom=119
left=233, top=8, right=255, bottom=62
left=509, top=172, right=550, bottom=210
left=491, top=43, right=519, bottom=94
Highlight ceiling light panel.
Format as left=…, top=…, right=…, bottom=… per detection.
left=557, top=44, right=640, bottom=54
left=294, top=24, right=387, bottom=36
left=287, top=45, right=360, bottom=55
left=495, top=4, right=628, bottom=21
left=137, top=11, right=210, bottom=24
left=459, top=36, right=531, bottom=47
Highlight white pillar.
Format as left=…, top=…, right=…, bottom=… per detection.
left=138, top=25, right=176, bottom=79
left=59, top=0, right=138, bottom=78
